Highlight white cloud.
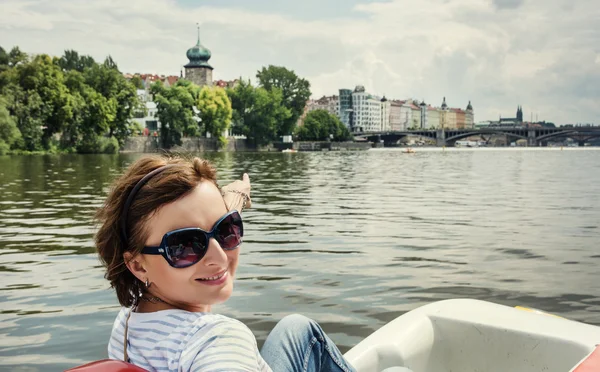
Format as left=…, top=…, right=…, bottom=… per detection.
left=1, top=0, right=598, bottom=124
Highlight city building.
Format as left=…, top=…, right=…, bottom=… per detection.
left=439, top=98, right=475, bottom=129
left=440, top=97, right=449, bottom=129
left=427, top=106, right=440, bottom=129
left=132, top=95, right=160, bottom=132
left=326, top=90, right=476, bottom=132
left=409, top=101, right=422, bottom=129
left=338, top=89, right=353, bottom=129
left=307, top=95, right=339, bottom=117
left=446, top=109, right=457, bottom=129
left=493, top=106, right=524, bottom=126
left=389, top=100, right=404, bottom=131
left=184, top=26, right=213, bottom=87
left=465, top=101, right=474, bottom=128
left=214, top=79, right=239, bottom=88
left=381, top=96, right=390, bottom=132
left=352, top=86, right=383, bottom=132
left=419, top=101, right=428, bottom=129
left=454, top=108, right=466, bottom=129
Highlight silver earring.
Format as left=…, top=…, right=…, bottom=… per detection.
left=145, top=279, right=151, bottom=288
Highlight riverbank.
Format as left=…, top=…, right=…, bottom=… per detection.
left=120, top=136, right=372, bottom=153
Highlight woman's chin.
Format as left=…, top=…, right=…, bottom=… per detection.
left=202, top=281, right=234, bottom=306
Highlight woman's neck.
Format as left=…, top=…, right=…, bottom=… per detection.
left=135, top=295, right=211, bottom=313
left=135, top=300, right=177, bottom=313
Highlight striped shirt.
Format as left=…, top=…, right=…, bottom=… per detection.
left=108, top=307, right=272, bottom=372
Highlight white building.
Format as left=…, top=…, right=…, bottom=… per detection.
left=427, top=106, right=440, bottom=129
left=352, top=86, right=383, bottom=132
left=398, top=101, right=415, bottom=130
left=132, top=101, right=160, bottom=131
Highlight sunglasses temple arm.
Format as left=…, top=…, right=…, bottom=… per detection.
left=141, top=246, right=163, bottom=255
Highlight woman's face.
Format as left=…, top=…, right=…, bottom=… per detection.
left=137, top=181, right=239, bottom=312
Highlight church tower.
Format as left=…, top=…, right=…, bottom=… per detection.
left=516, top=105, right=523, bottom=122
left=466, top=101, right=474, bottom=128
left=184, top=25, right=213, bottom=87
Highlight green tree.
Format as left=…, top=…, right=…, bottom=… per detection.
left=227, top=79, right=291, bottom=146
left=12, top=90, right=45, bottom=151
left=0, top=46, right=139, bottom=153
left=103, top=55, right=119, bottom=70
left=9, top=54, right=73, bottom=149
left=256, top=65, right=311, bottom=137
left=295, top=109, right=351, bottom=142
left=8, top=47, right=27, bottom=67
left=0, top=96, right=21, bottom=154
left=151, top=80, right=201, bottom=148
left=83, top=59, right=140, bottom=146
left=57, top=50, right=96, bottom=72
left=0, top=47, right=8, bottom=67
left=196, top=86, right=232, bottom=148
left=130, top=75, right=144, bottom=89
left=0, top=47, right=14, bottom=86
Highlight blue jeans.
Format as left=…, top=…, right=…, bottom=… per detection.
left=260, top=314, right=357, bottom=372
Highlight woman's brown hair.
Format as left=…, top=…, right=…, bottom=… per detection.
left=95, top=155, right=218, bottom=307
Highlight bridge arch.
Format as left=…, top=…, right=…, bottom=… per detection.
left=536, top=130, right=600, bottom=143
left=355, top=131, right=437, bottom=143
left=446, top=130, right=527, bottom=144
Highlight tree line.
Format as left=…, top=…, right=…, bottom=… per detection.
left=158, top=65, right=351, bottom=146
left=0, top=46, right=351, bottom=155
left=0, top=46, right=141, bottom=154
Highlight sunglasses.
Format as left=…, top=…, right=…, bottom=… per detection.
left=141, top=210, right=243, bottom=268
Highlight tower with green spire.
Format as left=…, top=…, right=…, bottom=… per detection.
left=184, top=24, right=213, bottom=87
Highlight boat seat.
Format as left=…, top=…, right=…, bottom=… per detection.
left=572, top=345, right=600, bottom=372
left=65, top=359, right=147, bottom=372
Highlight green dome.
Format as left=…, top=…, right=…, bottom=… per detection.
left=184, top=29, right=213, bottom=69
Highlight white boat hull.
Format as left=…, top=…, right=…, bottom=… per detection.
left=344, top=299, right=600, bottom=372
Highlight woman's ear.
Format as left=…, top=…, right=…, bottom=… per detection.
left=124, top=252, right=147, bottom=282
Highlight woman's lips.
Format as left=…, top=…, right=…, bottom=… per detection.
left=195, top=270, right=228, bottom=286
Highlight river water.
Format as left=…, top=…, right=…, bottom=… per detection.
left=0, top=148, right=599, bottom=371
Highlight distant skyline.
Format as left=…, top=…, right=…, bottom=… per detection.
left=1, top=0, right=599, bottom=125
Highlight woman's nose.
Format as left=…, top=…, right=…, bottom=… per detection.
left=202, top=238, right=228, bottom=266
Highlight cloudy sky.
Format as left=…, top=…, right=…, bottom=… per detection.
left=1, top=0, right=599, bottom=125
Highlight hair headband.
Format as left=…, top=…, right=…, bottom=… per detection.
left=120, top=164, right=176, bottom=245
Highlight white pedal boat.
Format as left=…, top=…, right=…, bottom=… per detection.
left=344, top=299, right=600, bottom=372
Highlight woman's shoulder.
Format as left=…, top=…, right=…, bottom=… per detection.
left=184, top=312, right=257, bottom=344
left=120, top=307, right=253, bottom=339
left=109, top=308, right=266, bottom=371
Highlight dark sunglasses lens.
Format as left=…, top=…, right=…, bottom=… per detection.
left=166, top=230, right=208, bottom=267
left=216, top=212, right=243, bottom=250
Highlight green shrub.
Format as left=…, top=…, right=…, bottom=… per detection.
left=0, top=141, right=9, bottom=155
left=102, top=136, right=120, bottom=154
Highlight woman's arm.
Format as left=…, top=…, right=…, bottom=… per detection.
left=221, top=173, right=252, bottom=213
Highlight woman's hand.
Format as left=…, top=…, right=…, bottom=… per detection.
left=221, top=173, right=252, bottom=212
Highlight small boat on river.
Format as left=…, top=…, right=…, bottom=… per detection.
left=67, top=299, right=600, bottom=372
left=403, top=147, right=415, bottom=154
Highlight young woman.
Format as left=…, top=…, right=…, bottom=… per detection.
left=95, top=155, right=356, bottom=372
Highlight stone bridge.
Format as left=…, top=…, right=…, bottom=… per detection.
left=355, top=127, right=600, bottom=147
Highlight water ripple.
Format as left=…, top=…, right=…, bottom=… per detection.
left=0, top=150, right=599, bottom=370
